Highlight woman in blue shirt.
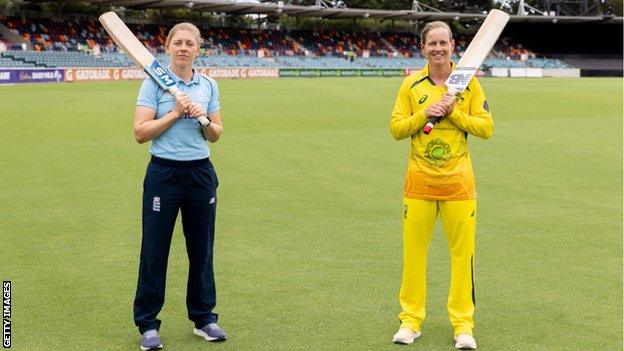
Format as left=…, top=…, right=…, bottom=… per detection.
left=132, top=22, right=226, bottom=350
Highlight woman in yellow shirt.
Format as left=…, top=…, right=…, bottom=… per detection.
left=390, top=21, right=493, bottom=350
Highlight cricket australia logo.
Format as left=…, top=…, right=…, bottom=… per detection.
left=152, top=196, right=161, bottom=212
left=425, top=138, right=452, bottom=167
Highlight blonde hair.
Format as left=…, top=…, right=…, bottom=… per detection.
left=165, top=22, right=204, bottom=49
left=420, top=21, right=453, bottom=45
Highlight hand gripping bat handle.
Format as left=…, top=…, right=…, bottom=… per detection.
left=423, top=117, right=440, bottom=135
left=423, top=87, right=460, bottom=135
left=169, top=86, right=211, bottom=126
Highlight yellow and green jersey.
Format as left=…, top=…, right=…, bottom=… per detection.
left=390, top=64, right=493, bottom=200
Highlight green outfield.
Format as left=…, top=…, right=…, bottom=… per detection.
left=0, top=77, right=621, bottom=350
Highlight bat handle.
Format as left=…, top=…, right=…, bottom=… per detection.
left=169, top=86, right=211, bottom=127
left=423, top=117, right=440, bottom=135
left=197, top=115, right=211, bottom=127
left=423, top=89, right=458, bottom=134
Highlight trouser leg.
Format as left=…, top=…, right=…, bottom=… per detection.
left=181, top=162, right=219, bottom=329
left=398, top=198, right=438, bottom=331
left=439, top=199, right=477, bottom=336
left=134, top=163, right=181, bottom=334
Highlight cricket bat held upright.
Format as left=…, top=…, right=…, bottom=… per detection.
left=98, top=11, right=210, bottom=126
left=423, top=9, right=510, bottom=135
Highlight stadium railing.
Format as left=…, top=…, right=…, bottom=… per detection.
left=0, top=51, right=570, bottom=70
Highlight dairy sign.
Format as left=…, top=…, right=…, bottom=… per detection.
left=0, top=68, right=64, bottom=84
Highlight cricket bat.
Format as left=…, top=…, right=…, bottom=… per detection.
left=98, top=11, right=210, bottom=126
left=423, top=9, right=509, bottom=135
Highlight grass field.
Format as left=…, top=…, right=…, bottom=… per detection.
left=0, top=77, right=622, bottom=351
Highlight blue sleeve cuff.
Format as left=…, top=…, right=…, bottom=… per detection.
left=136, top=100, right=157, bottom=110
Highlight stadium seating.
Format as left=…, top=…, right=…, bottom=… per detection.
left=289, top=29, right=392, bottom=57
left=1, top=51, right=119, bottom=67
left=0, top=15, right=570, bottom=69
left=524, top=58, right=569, bottom=68
left=0, top=50, right=569, bottom=69
left=380, top=32, right=420, bottom=57
left=0, top=56, right=35, bottom=67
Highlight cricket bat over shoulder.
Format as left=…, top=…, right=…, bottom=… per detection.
left=423, top=9, right=509, bottom=135
left=98, top=11, right=210, bottom=126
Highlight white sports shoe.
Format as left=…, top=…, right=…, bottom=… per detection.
left=454, top=333, right=477, bottom=350
left=392, top=327, right=421, bottom=344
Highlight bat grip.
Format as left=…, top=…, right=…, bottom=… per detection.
left=423, top=117, right=441, bottom=135
left=169, top=86, right=211, bottom=127
left=423, top=88, right=458, bottom=135
left=196, top=115, right=211, bottom=127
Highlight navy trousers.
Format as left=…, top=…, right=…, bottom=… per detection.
left=134, top=156, right=219, bottom=334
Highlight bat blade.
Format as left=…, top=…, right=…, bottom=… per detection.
left=446, top=9, right=510, bottom=93
left=98, top=12, right=153, bottom=69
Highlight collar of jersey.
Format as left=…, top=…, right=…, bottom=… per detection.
left=419, top=61, right=457, bottom=82
left=166, top=65, right=200, bottom=86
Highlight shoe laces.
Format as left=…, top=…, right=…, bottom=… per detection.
left=144, top=330, right=159, bottom=339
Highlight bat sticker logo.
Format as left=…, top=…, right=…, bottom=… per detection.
left=445, top=67, right=478, bottom=93
left=149, top=61, right=176, bottom=87
left=447, top=72, right=472, bottom=86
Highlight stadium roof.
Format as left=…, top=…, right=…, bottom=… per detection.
left=88, top=0, right=623, bottom=24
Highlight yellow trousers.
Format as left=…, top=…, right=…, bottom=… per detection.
left=399, top=197, right=476, bottom=336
